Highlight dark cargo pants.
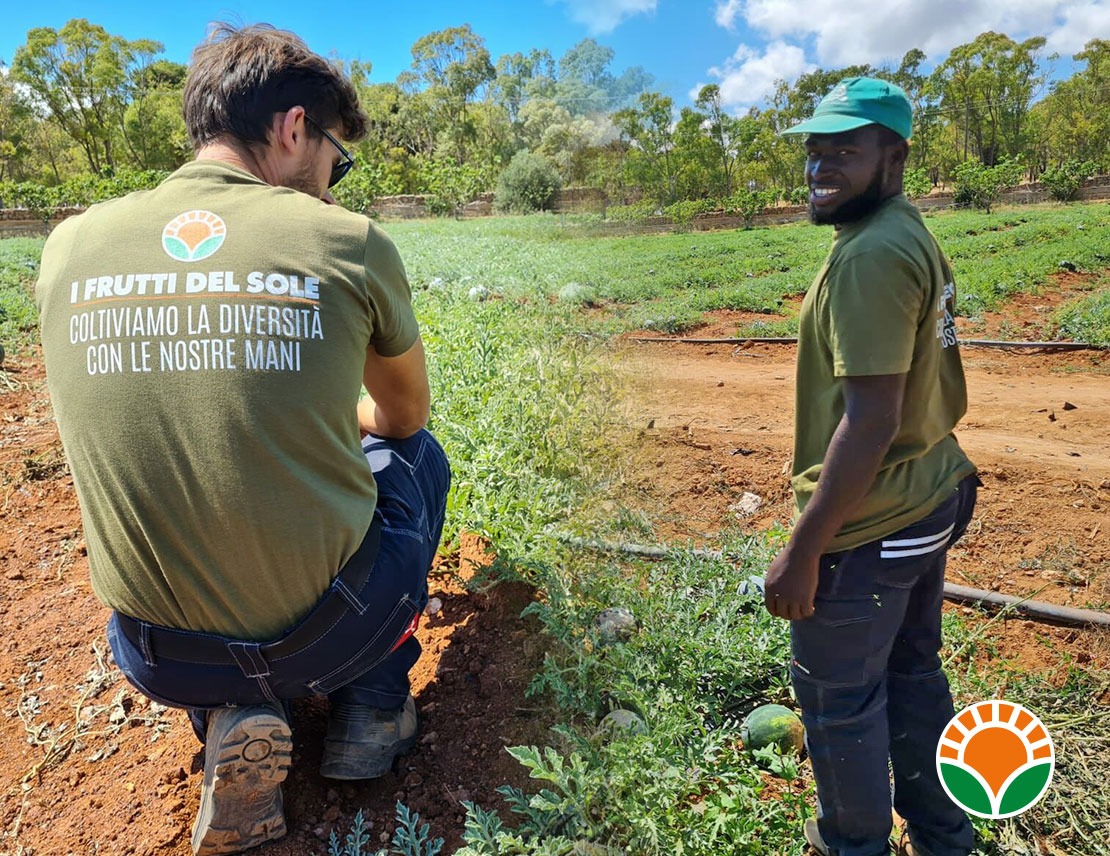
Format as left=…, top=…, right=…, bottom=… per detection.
left=791, top=475, right=979, bottom=856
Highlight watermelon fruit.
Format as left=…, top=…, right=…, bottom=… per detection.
left=741, top=703, right=805, bottom=755
left=598, top=708, right=648, bottom=737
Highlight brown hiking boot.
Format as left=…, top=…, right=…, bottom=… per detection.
left=320, top=695, right=417, bottom=780
left=191, top=704, right=291, bottom=856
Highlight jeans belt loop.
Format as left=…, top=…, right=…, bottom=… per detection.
left=227, top=642, right=271, bottom=679
left=138, top=622, right=156, bottom=667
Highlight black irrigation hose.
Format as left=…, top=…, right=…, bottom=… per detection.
left=630, top=336, right=1107, bottom=351
left=558, top=535, right=1110, bottom=629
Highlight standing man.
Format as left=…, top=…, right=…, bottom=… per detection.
left=35, top=24, right=449, bottom=856
left=767, top=78, right=978, bottom=856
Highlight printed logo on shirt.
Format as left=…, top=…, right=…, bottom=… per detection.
left=936, top=700, right=1054, bottom=819
left=935, top=280, right=958, bottom=349
left=162, top=210, right=227, bottom=262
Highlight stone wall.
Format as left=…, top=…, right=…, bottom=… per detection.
left=2, top=178, right=1107, bottom=237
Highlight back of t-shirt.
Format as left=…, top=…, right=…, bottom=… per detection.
left=36, top=160, right=419, bottom=639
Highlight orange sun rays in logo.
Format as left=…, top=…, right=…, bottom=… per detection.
left=162, top=210, right=226, bottom=262
left=937, top=700, right=1054, bottom=819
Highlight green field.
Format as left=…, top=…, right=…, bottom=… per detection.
left=3, top=202, right=1108, bottom=855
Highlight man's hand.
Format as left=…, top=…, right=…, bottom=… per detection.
left=764, top=546, right=820, bottom=621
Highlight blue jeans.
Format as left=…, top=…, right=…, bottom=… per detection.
left=791, top=475, right=979, bottom=856
left=107, top=429, right=450, bottom=741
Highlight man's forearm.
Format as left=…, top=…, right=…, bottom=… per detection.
left=789, top=412, right=898, bottom=558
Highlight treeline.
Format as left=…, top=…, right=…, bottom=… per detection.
left=0, top=20, right=1107, bottom=215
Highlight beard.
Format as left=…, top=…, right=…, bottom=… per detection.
left=809, top=163, right=888, bottom=226
left=284, top=157, right=325, bottom=198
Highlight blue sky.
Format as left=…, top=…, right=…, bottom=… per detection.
left=2, top=1, right=1106, bottom=112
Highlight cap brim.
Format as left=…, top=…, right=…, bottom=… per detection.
left=780, top=114, right=874, bottom=136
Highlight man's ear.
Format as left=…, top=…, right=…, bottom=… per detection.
left=273, top=107, right=307, bottom=154
left=888, top=139, right=909, bottom=170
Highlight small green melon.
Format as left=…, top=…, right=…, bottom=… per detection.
left=598, top=708, right=648, bottom=737
left=741, top=703, right=804, bottom=755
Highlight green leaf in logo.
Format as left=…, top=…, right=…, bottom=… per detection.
left=999, top=762, right=1052, bottom=816
left=191, top=235, right=225, bottom=261
left=939, top=762, right=992, bottom=816
left=163, top=236, right=190, bottom=260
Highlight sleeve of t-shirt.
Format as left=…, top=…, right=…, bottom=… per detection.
left=363, top=225, right=420, bottom=357
left=820, top=245, right=926, bottom=377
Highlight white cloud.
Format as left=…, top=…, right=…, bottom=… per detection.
left=711, top=0, right=1106, bottom=71
left=714, top=0, right=744, bottom=29
left=1046, top=1, right=1110, bottom=54
left=703, top=40, right=815, bottom=111
left=556, top=0, right=658, bottom=35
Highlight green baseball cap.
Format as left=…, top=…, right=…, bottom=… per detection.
left=782, top=77, right=913, bottom=140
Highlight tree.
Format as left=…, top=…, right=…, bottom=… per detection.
left=694, top=84, right=744, bottom=197
left=1032, top=39, right=1109, bottom=170
left=13, top=19, right=168, bottom=174
left=931, top=32, right=1046, bottom=166
left=614, top=92, right=678, bottom=204
left=409, top=25, right=495, bottom=162
left=492, top=49, right=554, bottom=123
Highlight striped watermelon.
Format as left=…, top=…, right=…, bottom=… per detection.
left=741, top=703, right=805, bottom=755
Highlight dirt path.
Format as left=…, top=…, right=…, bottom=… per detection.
left=0, top=354, right=551, bottom=856
left=613, top=317, right=1110, bottom=673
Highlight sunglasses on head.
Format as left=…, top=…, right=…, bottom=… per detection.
left=304, top=115, right=355, bottom=188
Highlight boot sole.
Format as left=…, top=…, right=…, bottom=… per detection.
left=191, top=710, right=292, bottom=856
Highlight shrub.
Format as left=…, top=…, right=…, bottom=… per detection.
left=1040, top=159, right=1097, bottom=202
left=723, top=188, right=777, bottom=229
left=903, top=167, right=933, bottom=200
left=495, top=151, right=562, bottom=214
left=662, top=198, right=713, bottom=227
left=0, top=170, right=168, bottom=217
left=416, top=157, right=490, bottom=217
left=604, top=200, right=660, bottom=223
left=952, top=159, right=1024, bottom=214
left=787, top=185, right=809, bottom=206
left=332, top=162, right=402, bottom=214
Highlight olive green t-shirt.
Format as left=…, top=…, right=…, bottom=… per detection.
left=792, top=194, right=975, bottom=552
left=35, top=160, right=419, bottom=639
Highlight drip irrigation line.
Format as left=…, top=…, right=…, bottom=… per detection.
left=629, top=336, right=1107, bottom=351
left=557, top=534, right=1110, bottom=629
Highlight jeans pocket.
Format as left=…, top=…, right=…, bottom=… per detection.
left=793, top=596, right=877, bottom=688
left=307, top=596, right=420, bottom=695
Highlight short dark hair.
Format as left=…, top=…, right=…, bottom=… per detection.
left=183, top=23, right=368, bottom=151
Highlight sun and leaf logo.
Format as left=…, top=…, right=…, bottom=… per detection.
left=162, top=210, right=227, bottom=262
left=937, top=700, right=1054, bottom=819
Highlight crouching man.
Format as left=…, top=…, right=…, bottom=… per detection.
left=35, top=23, right=449, bottom=855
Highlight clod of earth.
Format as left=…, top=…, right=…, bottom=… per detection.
left=594, top=607, right=637, bottom=644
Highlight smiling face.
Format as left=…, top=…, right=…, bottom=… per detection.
left=804, top=124, right=907, bottom=226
